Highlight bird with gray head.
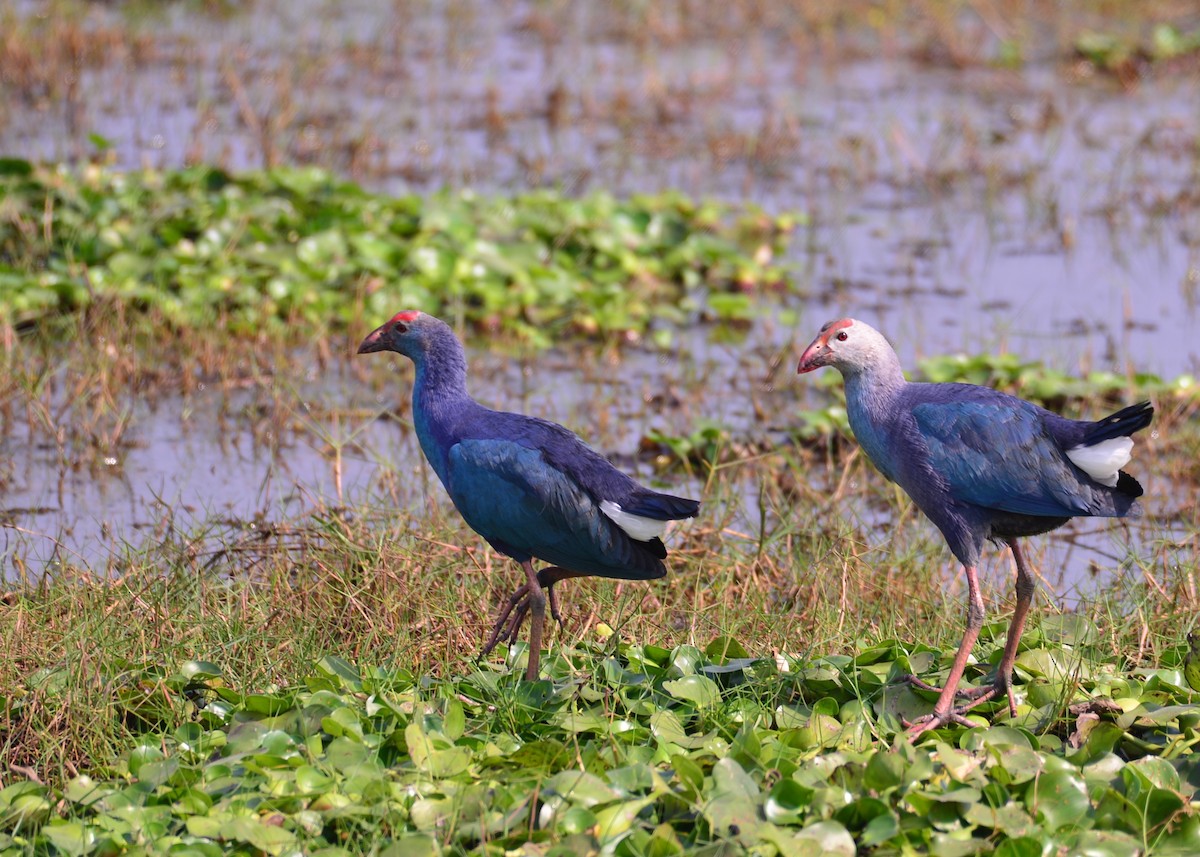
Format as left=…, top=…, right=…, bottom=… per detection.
left=798, top=318, right=1152, bottom=736
left=358, top=311, right=700, bottom=681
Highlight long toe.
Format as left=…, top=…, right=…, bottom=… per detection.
left=481, top=584, right=531, bottom=657
left=905, top=674, right=995, bottom=701
left=547, top=585, right=565, bottom=628
left=904, top=708, right=981, bottom=737
left=904, top=679, right=1016, bottom=738
left=505, top=600, right=531, bottom=646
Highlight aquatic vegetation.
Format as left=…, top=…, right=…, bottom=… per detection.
left=0, top=162, right=797, bottom=345
left=3, top=637, right=1199, bottom=854
left=1076, top=24, right=1200, bottom=75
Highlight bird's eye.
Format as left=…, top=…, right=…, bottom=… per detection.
left=393, top=322, right=408, bottom=333
left=836, top=331, right=849, bottom=342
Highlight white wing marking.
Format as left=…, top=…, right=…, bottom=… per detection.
left=600, top=500, right=666, bottom=542
left=1066, top=437, right=1133, bottom=488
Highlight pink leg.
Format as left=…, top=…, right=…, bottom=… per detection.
left=909, top=541, right=1038, bottom=721
left=991, top=539, right=1036, bottom=716
left=907, top=564, right=986, bottom=736
left=520, top=560, right=546, bottom=682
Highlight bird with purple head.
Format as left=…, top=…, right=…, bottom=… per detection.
left=358, top=311, right=699, bottom=681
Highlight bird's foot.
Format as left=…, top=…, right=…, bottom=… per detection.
left=903, top=677, right=1018, bottom=736
left=480, top=584, right=531, bottom=658
left=905, top=674, right=995, bottom=700
left=904, top=708, right=981, bottom=737
left=905, top=674, right=1017, bottom=713
left=479, top=582, right=565, bottom=659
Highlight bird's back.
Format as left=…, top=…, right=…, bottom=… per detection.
left=894, top=382, right=1145, bottom=521
left=441, top=407, right=697, bottom=579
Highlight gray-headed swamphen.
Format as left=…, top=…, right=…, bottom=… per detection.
left=797, top=318, right=1152, bottom=735
left=358, top=311, right=700, bottom=680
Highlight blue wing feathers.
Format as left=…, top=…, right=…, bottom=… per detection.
left=910, top=397, right=1108, bottom=518
left=444, top=437, right=678, bottom=580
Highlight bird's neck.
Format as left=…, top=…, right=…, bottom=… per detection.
left=844, top=357, right=905, bottom=408
left=843, top=359, right=906, bottom=471
left=411, top=334, right=473, bottom=484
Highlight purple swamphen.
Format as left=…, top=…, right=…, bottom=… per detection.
left=358, top=311, right=700, bottom=680
left=797, top=318, right=1152, bottom=735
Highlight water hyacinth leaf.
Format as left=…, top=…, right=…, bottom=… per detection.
left=1026, top=770, right=1090, bottom=830
left=295, top=765, right=336, bottom=793
left=127, top=744, right=164, bottom=776
left=322, top=706, right=365, bottom=741
left=792, top=820, right=856, bottom=856
left=317, top=655, right=364, bottom=691
left=61, top=776, right=108, bottom=807
left=994, top=745, right=1044, bottom=784
left=1040, top=615, right=1099, bottom=646
left=544, top=771, right=622, bottom=808
left=858, top=810, right=901, bottom=847
left=764, top=778, right=814, bottom=824
left=593, top=796, right=656, bottom=841
left=243, top=692, right=295, bottom=716
left=649, top=708, right=707, bottom=749
left=0, top=783, right=52, bottom=827
left=703, top=759, right=762, bottom=842
left=669, top=754, right=705, bottom=799
left=442, top=699, right=465, bottom=741
left=556, top=807, right=598, bottom=836
left=1126, top=703, right=1200, bottom=729
left=863, top=748, right=909, bottom=792
left=661, top=675, right=721, bottom=708
left=325, top=736, right=373, bottom=771
left=993, top=836, right=1044, bottom=857
left=41, top=822, right=96, bottom=857
left=404, top=723, right=471, bottom=779
left=180, top=660, right=223, bottom=681
left=668, top=645, right=705, bottom=676
left=224, top=816, right=297, bottom=855
left=705, top=636, right=751, bottom=662
left=379, top=835, right=441, bottom=854
left=1123, top=756, right=1181, bottom=793
left=963, top=801, right=1035, bottom=837
left=135, top=756, right=180, bottom=788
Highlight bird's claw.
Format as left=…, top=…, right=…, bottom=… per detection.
left=480, top=583, right=531, bottom=657
left=904, top=709, right=981, bottom=737
left=902, top=675, right=1019, bottom=736
left=905, top=674, right=993, bottom=700
left=479, top=582, right=565, bottom=660
left=546, top=584, right=564, bottom=628
left=904, top=674, right=1017, bottom=715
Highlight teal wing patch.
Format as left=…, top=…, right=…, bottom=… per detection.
left=911, top=401, right=1094, bottom=517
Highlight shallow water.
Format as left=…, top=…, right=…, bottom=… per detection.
left=2, top=0, right=1197, bottom=589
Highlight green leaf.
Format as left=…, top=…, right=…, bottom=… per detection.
left=1027, top=770, right=1091, bottom=831
left=792, top=820, right=856, bottom=855
left=661, top=675, right=720, bottom=708
left=180, top=660, right=223, bottom=680
left=705, top=636, right=750, bottom=661
left=41, top=822, right=96, bottom=856
left=864, top=748, right=908, bottom=792
left=544, top=770, right=622, bottom=807
left=380, top=834, right=442, bottom=857
left=317, top=655, right=363, bottom=690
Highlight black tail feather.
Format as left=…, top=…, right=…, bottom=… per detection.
left=1115, top=470, right=1144, bottom=499
left=625, top=491, right=701, bottom=521
left=1083, top=401, right=1154, bottom=445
